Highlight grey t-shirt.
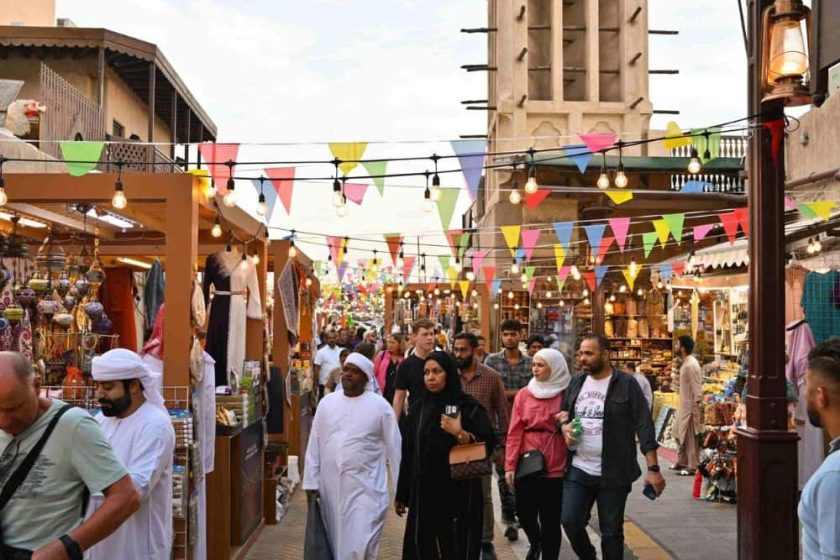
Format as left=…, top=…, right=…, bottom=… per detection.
left=0, top=399, right=127, bottom=550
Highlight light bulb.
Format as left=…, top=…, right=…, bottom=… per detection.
left=596, top=172, right=610, bottom=190
left=619, top=284, right=627, bottom=293
left=814, top=238, right=822, bottom=252
left=514, top=303, right=520, bottom=310
left=582, top=288, right=589, bottom=297
left=546, top=291, right=552, bottom=299
left=471, top=289, right=478, bottom=297
left=206, top=181, right=217, bottom=198
left=453, top=259, right=462, bottom=272
left=332, top=191, right=344, bottom=207
left=583, top=297, right=590, bottom=305
left=559, top=300, right=565, bottom=307
left=629, top=259, right=638, bottom=278
left=610, top=294, right=616, bottom=302
left=466, top=270, right=476, bottom=282
left=525, top=175, right=538, bottom=195
left=507, top=290, right=515, bottom=300
left=537, top=301, right=543, bottom=309
left=637, top=288, right=644, bottom=296
left=494, top=302, right=500, bottom=310
left=223, top=190, right=237, bottom=207
left=306, top=277, right=313, bottom=287
left=431, top=185, right=443, bottom=202
left=806, top=238, right=815, bottom=254
left=239, top=253, right=248, bottom=271
left=657, top=280, right=664, bottom=290
left=211, top=221, right=222, bottom=238
left=614, top=167, right=628, bottom=189
left=509, top=187, right=522, bottom=205
left=688, top=156, right=702, bottom=174
left=511, top=262, right=520, bottom=275
left=256, top=193, right=267, bottom=216
left=337, top=203, right=348, bottom=217
left=288, top=244, right=297, bottom=258
left=423, top=188, right=434, bottom=212
left=252, top=253, right=261, bottom=265
left=112, top=185, right=127, bottom=209
left=571, top=265, right=581, bottom=281
left=520, top=272, right=528, bottom=283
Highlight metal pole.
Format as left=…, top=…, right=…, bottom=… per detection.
left=736, top=0, right=799, bottom=557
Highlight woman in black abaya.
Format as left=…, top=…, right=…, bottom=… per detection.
left=395, top=351, right=495, bottom=560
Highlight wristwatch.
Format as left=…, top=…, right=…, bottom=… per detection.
left=59, top=534, right=83, bottom=560
left=647, top=464, right=661, bottom=473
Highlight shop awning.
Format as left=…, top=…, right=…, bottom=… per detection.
left=667, top=239, right=750, bottom=270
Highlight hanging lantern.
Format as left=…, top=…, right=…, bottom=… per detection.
left=761, top=0, right=812, bottom=106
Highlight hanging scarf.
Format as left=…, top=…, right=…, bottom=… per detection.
left=141, top=303, right=165, bottom=360
left=528, top=348, right=570, bottom=399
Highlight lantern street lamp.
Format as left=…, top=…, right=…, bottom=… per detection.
left=761, top=0, right=812, bottom=106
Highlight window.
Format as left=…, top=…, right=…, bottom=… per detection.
left=112, top=120, right=125, bottom=138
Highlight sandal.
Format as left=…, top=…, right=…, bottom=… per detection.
left=675, top=469, right=696, bottom=476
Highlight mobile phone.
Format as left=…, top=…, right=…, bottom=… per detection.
left=445, top=405, right=459, bottom=418
left=643, top=483, right=657, bottom=500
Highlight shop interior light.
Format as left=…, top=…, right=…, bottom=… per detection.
left=583, top=297, right=590, bottom=305
left=434, top=287, right=441, bottom=296
left=687, top=147, right=702, bottom=174
left=546, top=290, right=552, bottom=299
left=509, top=163, right=522, bottom=205
left=115, top=257, right=152, bottom=269
left=610, top=293, right=617, bottom=302
left=582, top=288, right=589, bottom=297
left=637, top=288, right=644, bottom=296
left=507, top=290, right=515, bottom=300
left=305, top=276, right=313, bottom=287
left=559, top=299, right=565, bottom=307
left=471, top=289, right=478, bottom=297
left=536, top=301, right=543, bottom=309
left=514, top=303, right=520, bottom=310
left=112, top=163, right=127, bottom=210
left=619, top=284, right=627, bottom=293
left=493, top=302, right=500, bottom=310
left=0, top=212, right=47, bottom=229
left=525, top=148, right=539, bottom=194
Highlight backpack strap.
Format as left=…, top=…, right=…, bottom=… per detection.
left=0, top=404, right=74, bottom=511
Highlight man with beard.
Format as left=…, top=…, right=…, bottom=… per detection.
left=453, top=332, right=511, bottom=558
left=0, top=352, right=139, bottom=559
left=87, top=348, right=176, bottom=560
left=799, top=337, right=840, bottom=558
left=303, top=353, right=401, bottom=558
left=559, top=335, right=663, bottom=560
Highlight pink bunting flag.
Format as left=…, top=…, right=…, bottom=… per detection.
left=608, top=218, right=631, bottom=253
left=326, top=235, right=343, bottom=267
left=784, top=197, right=797, bottom=211
left=558, top=266, right=570, bottom=283
left=719, top=212, right=739, bottom=245
left=597, top=236, right=614, bottom=264
left=343, top=183, right=368, bottom=205
left=198, top=143, right=240, bottom=194
left=526, top=189, right=551, bottom=210
left=471, top=250, right=488, bottom=273
left=578, top=132, right=617, bottom=154
left=264, top=167, right=296, bottom=214
left=482, top=266, right=497, bottom=284
left=446, top=229, right=464, bottom=258
left=521, top=229, right=541, bottom=262
left=693, top=223, right=715, bottom=242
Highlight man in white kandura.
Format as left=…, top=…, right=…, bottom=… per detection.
left=303, top=352, right=402, bottom=559
left=86, top=348, right=176, bottom=560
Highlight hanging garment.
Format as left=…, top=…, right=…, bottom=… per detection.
left=101, top=268, right=138, bottom=352
left=785, top=265, right=808, bottom=325
left=144, top=259, right=165, bottom=336
left=802, top=270, right=840, bottom=343
left=133, top=272, right=146, bottom=349
left=203, top=250, right=262, bottom=387
left=786, top=320, right=824, bottom=489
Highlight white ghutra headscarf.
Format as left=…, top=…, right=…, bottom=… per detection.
left=92, top=348, right=167, bottom=412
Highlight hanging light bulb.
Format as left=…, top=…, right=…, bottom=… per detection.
left=423, top=170, right=434, bottom=212
left=430, top=154, right=443, bottom=202
left=514, top=303, right=520, bottom=310
left=207, top=179, right=218, bottom=199
left=571, top=265, right=581, bottom=281
left=511, top=259, right=520, bottom=275
left=494, top=302, right=500, bottom=310
left=629, top=257, right=638, bottom=279
left=252, top=249, right=261, bottom=266
left=305, top=276, right=313, bottom=287
left=509, top=163, right=522, bottom=205
left=582, top=288, right=589, bottom=297
left=211, top=213, right=223, bottom=238
left=288, top=232, right=297, bottom=258
left=537, top=301, right=543, bottom=309
left=637, top=288, right=644, bottom=297
left=657, top=279, right=664, bottom=290
left=453, top=256, right=462, bottom=272
left=546, top=290, right=552, bottom=299
left=687, top=146, right=702, bottom=174
left=596, top=152, right=610, bottom=189
left=610, top=293, right=617, bottom=302
left=614, top=141, right=628, bottom=188
left=343, top=237, right=350, bottom=255
left=583, top=297, right=590, bottom=305
left=337, top=194, right=348, bottom=217
left=507, top=290, right=515, bottom=300
left=331, top=177, right=343, bottom=207
left=525, top=148, right=539, bottom=194
left=619, top=284, right=627, bottom=293
left=814, top=236, right=822, bottom=253
left=434, top=287, right=441, bottom=296
left=702, top=130, right=711, bottom=160
left=806, top=237, right=816, bottom=254
left=371, top=250, right=379, bottom=273
left=520, top=272, right=528, bottom=283
left=466, top=269, right=476, bottom=282
left=239, top=251, right=248, bottom=271
left=471, top=289, right=478, bottom=297
left=559, top=299, right=565, bottom=307
left=223, top=160, right=237, bottom=207
left=256, top=191, right=267, bottom=216
left=111, top=163, right=127, bottom=209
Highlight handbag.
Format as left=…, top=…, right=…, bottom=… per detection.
left=449, top=442, right=492, bottom=481
left=303, top=492, right=334, bottom=560
left=514, top=430, right=556, bottom=480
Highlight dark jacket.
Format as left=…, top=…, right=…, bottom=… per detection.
left=562, top=369, right=658, bottom=488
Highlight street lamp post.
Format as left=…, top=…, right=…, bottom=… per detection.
left=737, top=0, right=811, bottom=557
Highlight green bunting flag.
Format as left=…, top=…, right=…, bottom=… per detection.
left=436, top=188, right=460, bottom=231
left=662, top=213, right=685, bottom=244
left=643, top=231, right=658, bottom=258
left=438, top=255, right=451, bottom=275
left=525, top=266, right=536, bottom=281
left=60, top=141, right=105, bottom=176
left=363, top=160, right=388, bottom=196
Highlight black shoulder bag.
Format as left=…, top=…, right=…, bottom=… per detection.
left=0, top=404, right=74, bottom=558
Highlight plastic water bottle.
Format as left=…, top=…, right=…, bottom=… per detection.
left=567, top=417, right=583, bottom=451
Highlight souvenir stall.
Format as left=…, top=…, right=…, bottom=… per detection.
left=384, top=281, right=491, bottom=343
left=3, top=172, right=269, bottom=560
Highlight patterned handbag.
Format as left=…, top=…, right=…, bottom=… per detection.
left=449, top=442, right=492, bottom=481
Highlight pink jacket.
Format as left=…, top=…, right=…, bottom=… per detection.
left=374, top=351, right=403, bottom=391
left=505, top=387, right=567, bottom=478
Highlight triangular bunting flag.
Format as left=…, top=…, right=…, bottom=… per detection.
left=659, top=264, right=673, bottom=284
left=402, top=256, right=416, bottom=281
left=458, top=232, right=472, bottom=259
left=328, top=142, right=368, bottom=176
left=784, top=197, right=797, bottom=211
left=733, top=207, right=749, bottom=237
left=605, top=190, right=634, bottom=205
left=363, top=160, right=388, bottom=196
left=491, top=278, right=502, bottom=295
left=662, top=213, right=685, bottom=244
left=662, top=121, right=691, bottom=149
left=521, top=229, right=541, bottom=262
left=582, top=271, right=596, bottom=293
left=719, top=212, right=739, bottom=245
left=798, top=201, right=836, bottom=221
left=60, top=141, right=105, bottom=176
left=553, top=221, right=574, bottom=251
left=251, top=178, right=278, bottom=220
left=527, top=278, right=537, bottom=296
left=446, top=229, right=464, bottom=258
left=584, top=224, right=607, bottom=257
left=436, top=188, right=461, bottom=230
left=680, top=181, right=707, bottom=194
left=554, top=244, right=566, bottom=272
left=762, top=119, right=784, bottom=165
left=451, top=139, right=487, bottom=201
left=563, top=144, right=593, bottom=174
left=198, top=143, right=240, bottom=193
left=482, top=266, right=496, bottom=284
left=501, top=225, right=522, bottom=257
left=555, top=274, right=566, bottom=293
left=594, top=266, right=608, bottom=288
left=623, top=269, right=636, bottom=291
left=337, top=262, right=349, bottom=283
left=609, top=218, right=631, bottom=253
left=653, top=220, right=670, bottom=248
left=558, top=266, right=570, bottom=285
left=264, top=167, right=296, bottom=215
left=597, top=236, right=614, bottom=264
left=691, top=127, right=722, bottom=162
left=384, top=234, right=403, bottom=267
left=526, top=189, right=551, bottom=210
left=525, top=266, right=536, bottom=281
left=326, top=235, right=345, bottom=267
left=438, top=255, right=451, bottom=275
left=459, top=280, right=470, bottom=300
left=343, top=183, right=368, bottom=205
left=471, top=250, right=488, bottom=274
left=579, top=132, right=617, bottom=154
left=693, top=224, right=715, bottom=242
left=447, top=266, right=459, bottom=289
left=673, top=262, right=686, bottom=276
left=642, top=231, right=658, bottom=258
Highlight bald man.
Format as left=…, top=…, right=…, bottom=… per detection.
left=0, top=352, right=139, bottom=559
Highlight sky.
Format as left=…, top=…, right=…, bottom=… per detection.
left=55, top=0, right=751, bottom=276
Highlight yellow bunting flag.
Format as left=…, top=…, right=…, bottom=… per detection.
left=605, top=190, right=634, bottom=205
left=622, top=269, right=636, bottom=291
left=663, top=121, right=692, bottom=149
left=554, top=244, right=566, bottom=272
left=801, top=201, right=837, bottom=221
left=447, top=266, right=459, bottom=289
left=188, top=168, right=211, bottom=195
left=328, top=142, right=368, bottom=176
left=501, top=225, right=522, bottom=257
left=459, top=280, right=470, bottom=300
left=653, top=220, right=670, bottom=248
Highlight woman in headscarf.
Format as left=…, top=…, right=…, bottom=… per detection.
left=504, top=348, right=571, bottom=560
left=395, top=351, right=495, bottom=560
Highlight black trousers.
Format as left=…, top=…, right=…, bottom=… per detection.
left=561, top=466, right=630, bottom=560
left=514, top=476, right=564, bottom=560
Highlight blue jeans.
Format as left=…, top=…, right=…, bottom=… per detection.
left=561, top=466, right=630, bottom=560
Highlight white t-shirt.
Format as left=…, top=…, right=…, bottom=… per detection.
left=572, top=375, right=611, bottom=476
left=314, top=345, right=343, bottom=385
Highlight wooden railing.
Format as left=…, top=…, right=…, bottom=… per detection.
left=39, top=63, right=105, bottom=158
